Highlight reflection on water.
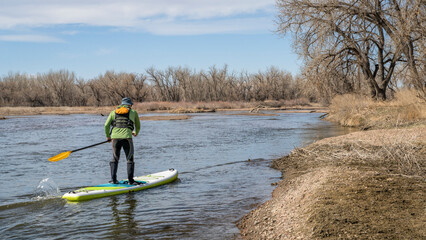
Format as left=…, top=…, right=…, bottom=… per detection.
left=108, top=194, right=138, bottom=239
left=0, top=112, right=354, bottom=239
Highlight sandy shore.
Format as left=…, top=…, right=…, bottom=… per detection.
left=0, top=105, right=327, bottom=119
left=238, top=127, right=425, bottom=239
left=140, top=115, right=192, bottom=121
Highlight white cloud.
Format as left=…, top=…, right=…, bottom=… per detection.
left=0, top=0, right=275, bottom=34
left=142, top=17, right=274, bottom=35
left=0, top=34, right=63, bottom=42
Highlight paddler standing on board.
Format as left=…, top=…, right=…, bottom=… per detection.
left=104, top=97, right=141, bottom=185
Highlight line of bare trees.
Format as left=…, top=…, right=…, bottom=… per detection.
left=276, top=0, right=425, bottom=100
left=0, top=66, right=308, bottom=107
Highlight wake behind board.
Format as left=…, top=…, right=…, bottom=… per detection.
left=62, top=169, right=178, bottom=202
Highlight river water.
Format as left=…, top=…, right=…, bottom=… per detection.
left=0, top=112, right=351, bottom=239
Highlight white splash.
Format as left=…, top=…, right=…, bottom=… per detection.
left=32, top=178, right=61, bottom=200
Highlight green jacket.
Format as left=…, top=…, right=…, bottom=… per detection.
left=104, top=105, right=141, bottom=139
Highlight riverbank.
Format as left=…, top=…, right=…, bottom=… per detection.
left=0, top=101, right=327, bottom=117
left=238, top=127, right=425, bottom=239
left=238, top=92, right=426, bottom=239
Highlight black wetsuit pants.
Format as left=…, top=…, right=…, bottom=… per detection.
left=111, top=138, right=134, bottom=163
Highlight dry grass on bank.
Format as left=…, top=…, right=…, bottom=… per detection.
left=0, top=106, right=114, bottom=116
left=133, top=99, right=315, bottom=112
left=133, top=101, right=255, bottom=112
left=140, top=115, right=192, bottom=121
left=326, top=90, right=426, bottom=129
left=226, top=112, right=279, bottom=117
left=0, top=99, right=322, bottom=117
left=238, top=128, right=425, bottom=239
left=238, top=91, right=425, bottom=239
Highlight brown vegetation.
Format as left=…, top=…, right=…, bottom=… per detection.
left=226, top=113, right=279, bottom=117
left=168, top=108, right=216, bottom=114
left=239, top=128, right=425, bottom=239
left=238, top=89, right=425, bottom=239
left=140, top=115, right=192, bottom=121
left=133, top=101, right=257, bottom=112
left=0, top=66, right=308, bottom=107
left=0, top=100, right=324, bottom=116
left=0, top=106, right=113, bottom=116
left=327, top=90, right=426, bottom=129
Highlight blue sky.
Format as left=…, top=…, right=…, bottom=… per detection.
left=0, top=0, right=301, bottom=80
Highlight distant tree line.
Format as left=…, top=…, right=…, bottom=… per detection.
left=0, top=66, right=314, bottom=107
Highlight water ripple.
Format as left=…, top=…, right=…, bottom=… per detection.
left=0, top=113, right=353, bottom=239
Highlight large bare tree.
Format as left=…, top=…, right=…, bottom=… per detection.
left=276, top=0, right=424, bottom=100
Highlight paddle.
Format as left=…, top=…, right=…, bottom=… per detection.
left=49, top=140, right=109, bottom=162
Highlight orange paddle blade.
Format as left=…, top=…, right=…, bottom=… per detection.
left=49, top=151, right=72, bottom=162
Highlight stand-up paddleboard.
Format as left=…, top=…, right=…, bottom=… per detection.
left=63, top=169, right=178, bottom=202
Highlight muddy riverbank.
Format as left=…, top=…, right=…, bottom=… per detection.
left=0, top=102, right=327, bottom=117
left=238, top=93, right=426, bottom=239
left=238, top=127, right=425, bottom=239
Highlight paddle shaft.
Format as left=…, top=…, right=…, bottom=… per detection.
left=71, top=140, right=109, bottom=153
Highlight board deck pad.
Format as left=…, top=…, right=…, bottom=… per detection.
left=94, top=180, right=147, bottom=188
left=62, top=169, right=178, bottom=202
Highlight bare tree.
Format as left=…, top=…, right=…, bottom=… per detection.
left=146, top=67, right=181, bottom=102
left=132, top=73, right=149, bottom=102
left=38, top=70, right=77, bottom=106
left=382, top=0, right=425, bottom=98
left=276, top=0, right=421, bottom=100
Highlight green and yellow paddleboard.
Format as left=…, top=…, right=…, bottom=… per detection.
left=62, top=169, right=178, bottom=202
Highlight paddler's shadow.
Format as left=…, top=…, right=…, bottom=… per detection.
left=108, top=193, right=140, bottom=237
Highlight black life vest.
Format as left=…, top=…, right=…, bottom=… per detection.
left=112, top=107, right=134, bottom=130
